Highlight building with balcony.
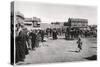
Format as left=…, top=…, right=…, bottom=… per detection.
left=24, top=17, right=41, bottom=30
left=68, top=18, right=88, bottom=28
left=64, top=18, right=88, bottom=30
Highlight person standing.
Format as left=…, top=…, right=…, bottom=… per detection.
left=15, top=29, right=26, bottom=63
left=19, top=28, right=29, bottom=55
left=15, top=27, right=29, bottom=63
left=35, top=31, right=41, bottom=47
left=27, top=31, right=31, bottom=50
left=29, top=30, right=36, bottom=50
left=52, top=29, right=58, bottom=40
left=41, top=30, right=45, bottom=42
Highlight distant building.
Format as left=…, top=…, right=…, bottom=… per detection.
left=63, top=18, right=88, bottom=30
left=51, top=22, right=64, bottom=29
left=68, top=18, right=88, bottom=28
left=24, top=17, right=41, bottom=30
left=40, top=23, right=51, bottom=30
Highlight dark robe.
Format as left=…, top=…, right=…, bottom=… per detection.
left=52, top=31, right=58, bottom=39
left=41, top=31, right=44, bottom=42
left=29, top=32, right=36, bottom=49
left=15, top=31, right=29, bottom=63
left=15, top=36, right=25, bottom=63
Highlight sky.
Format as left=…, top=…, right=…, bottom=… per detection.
left=15, top=1, right=97, bottom=25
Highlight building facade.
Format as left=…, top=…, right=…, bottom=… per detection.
left=68, top=18, right=88, bottom=27
left=24, top=17, right=41, bottom=30
left=67, top=18, right=88, bottom=30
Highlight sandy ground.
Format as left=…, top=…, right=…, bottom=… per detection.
left=17, top=36, right=97, bottom=65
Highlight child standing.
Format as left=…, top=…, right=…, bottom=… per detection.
left=77, top=37, right=82, bottom=52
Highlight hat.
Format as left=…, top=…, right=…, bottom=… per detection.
left=16, top=11, right=25, bottom=19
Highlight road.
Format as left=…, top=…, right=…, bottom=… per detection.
left=17, top=36, right=97, bottom=65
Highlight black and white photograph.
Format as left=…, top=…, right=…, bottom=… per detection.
left=11, top=1, right=97, bottom=65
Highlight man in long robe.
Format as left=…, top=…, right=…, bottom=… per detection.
left=29, top=30, right=36, bottom=50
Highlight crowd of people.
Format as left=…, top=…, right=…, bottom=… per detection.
left=65, top=27, right=97, bottom=40
left=15, top=23, right=97, bottom=63
left=45, top=28, right=65, bottom=39
left=15, top=26, right=66, bottom=63
left=45, top=27, right=97, bottom=40
left=15, top=23, right=45, bottom=63
left=14, top=11, right=97, bottom=64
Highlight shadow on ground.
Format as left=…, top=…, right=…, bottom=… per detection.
left=83, top=55, right=97, bottom=60
left=68, top=50, right=79, bottom=53
left=59, top=38, right=75, bottom=40
left=90, top=47, right=97, bottom=49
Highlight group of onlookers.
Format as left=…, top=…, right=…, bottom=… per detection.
left=15, top=24, right=97, bottom=63
left=65, top=27, right=97, bottom=40
left=46, top=28, right=65, bottom=37
left=15, top=24, right=29, bottom=63
left=45, top=27, right=97, bottom=40
left=15, top=23, right=45, bottom=63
